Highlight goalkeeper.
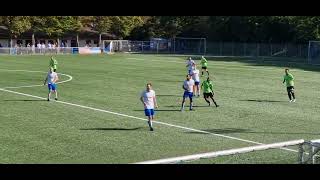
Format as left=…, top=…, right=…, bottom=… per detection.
left=200, top=56, right=209, bottom=76
left=49, top=56, right=58, bottom=72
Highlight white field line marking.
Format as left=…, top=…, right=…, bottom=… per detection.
left=0, top=69, right=73, bottom=89
left=0, top=88, right=298, bottom=157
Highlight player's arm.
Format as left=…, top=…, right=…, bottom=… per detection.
left=153, top=95, right=158, bottom=109
left=140, top=96, right=147, bottom=107
left=53, top=74, right=59, bottom=83
left=283, top=78, right=286, bottom=84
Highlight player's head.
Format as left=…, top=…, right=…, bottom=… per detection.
left=188, top=57, right=192, bottom=61
left=186, top=74, right=191, bottom=80
left=146, top=83, right=152, bottom=91
left=285, top=68, right=289, bottom=74
left=192, top=63, right=197, bottom=70
left=201, top=56, right=204, bottom=59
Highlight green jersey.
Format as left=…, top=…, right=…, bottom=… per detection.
left=283, top=73, right=294, bottom=87
left=201, top=80, right=213, bottom=93
left=50, top=58, right=58, bottom=69
left=200, top=57, right=208, bottom=67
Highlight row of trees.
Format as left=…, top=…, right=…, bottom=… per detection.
left=0, top=16, right=144, bottom=47
left=0, top=16, right=319, bottom=47
left=129, top=16, right=320, bottom=43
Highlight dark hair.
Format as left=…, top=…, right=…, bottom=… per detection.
left=285, top=68, right=289, bottom=71
left=146, top=83, right=152, bottom=86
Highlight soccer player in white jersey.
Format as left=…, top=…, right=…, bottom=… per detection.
left=43, top=67, right=59, bottom=101
left=140, top=83, right=158, bottom=131
left=191, top=64, right=201, bottom=97
left=181, top=74, right=195, bottom=111
left=186, top=57, right=195, bottom=75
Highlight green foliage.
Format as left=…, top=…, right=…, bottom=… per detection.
left=0, top=16, right=31, bottom=38
left=1, top=16, right=320, bottom=42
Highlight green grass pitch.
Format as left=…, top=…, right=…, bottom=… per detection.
left=0, top=53, right=319, bottom=164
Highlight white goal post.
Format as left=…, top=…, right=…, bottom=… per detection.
left=134, top=139, right=320, bottom=164
left=173, top=37, right=206, bottom=55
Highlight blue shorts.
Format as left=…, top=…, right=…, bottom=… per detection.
left=144, top=109, right=155, bottom=117
left=188, top=69, right=192, bottom=75
left=48, top=83, right=57, bottom=91
left=195, top=81, right=200, bottom=86
left=183, top=91, right=193, bottom=99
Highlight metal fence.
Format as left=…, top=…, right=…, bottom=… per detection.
left=0, top=47, right=74, bottom=55
left=0, top=42, right=309, bottom=60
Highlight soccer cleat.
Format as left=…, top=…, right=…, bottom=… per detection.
left=208, top=102, right=211, bottom=106
left=216, top=105, right=219, bottom=107
left=47, top=98, right=50, bottom=101
left=190, top=108, right=194, bottom=111
left=55, top=98, right=58, bottom=101
left=150, top=127, right=154, bottom=131
left=293, top=99, right=296, bottom=102
left=289, top=99, right=293, bottom=102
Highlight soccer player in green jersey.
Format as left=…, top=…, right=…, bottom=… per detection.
left=201, top=77, right=219, bottom=107
left=200, top=56, right=209, bottom=76
left=283, top=68, right=296, bottom=102
left=49, top=56, right=58, bottom=72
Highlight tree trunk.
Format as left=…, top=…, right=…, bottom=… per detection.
left=99, top=33, right=102, bottom=48
left=32, top=33, right=35, bottom=46
left=32, top=33, right=35, bottom=54
left=57, top=38, right=60, bottom=54
left=76, top=34, right=79, bottom=47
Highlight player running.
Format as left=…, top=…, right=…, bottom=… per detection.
left=43, top=67, right=59, bottom=101
left=201, top=77, right=219, bottom=107
left=181, top=74, right=195, bottom=111
left=191, top=64, right=201, bottom=97
left=140, top=83, right=158, bottom=131
left=200, top=56, right=209, bottom=76
left=49, top=56, right=58, bottom=72
left=186, top=57, right=195, bottom=75
left=283, top=68, right=296, bottom=102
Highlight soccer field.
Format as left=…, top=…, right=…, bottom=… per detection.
left=0, top=54, right=320, bottom=164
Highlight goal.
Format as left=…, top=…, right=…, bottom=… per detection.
left=134, top=139, right=320, bottom=164
left=173, top=37, right=206, bottom=55
left=308, top=41, right=320, bottom=64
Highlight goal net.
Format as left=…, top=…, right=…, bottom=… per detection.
left=134, top=139, right=320, bottom=164
left=173, top=37, right=206, bottom=55
left=308, top=41, right=320, bottom=64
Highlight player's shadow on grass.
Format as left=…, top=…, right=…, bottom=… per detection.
left=157, top=95, right=181, bottom=97
left=239, top=99, right=283, bottom=103
left=186, top=128, right=320, bottom=135
left=133, top=109, right=181, bottom=112
left=80, top=127, right=143, bottom=131
left=164, top=105, right=211, bottom=108
left=4, top=99, right=46, bottom=102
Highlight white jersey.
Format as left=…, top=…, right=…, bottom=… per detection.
left=186, top=60, right=195, bottom=71
left=141, top=90, right=156, bottom=109
left=183, top=79, right=195, bottom=93
left=192, top=69, right=200, bottom=82
left=47, top=72, right=58, bottom=84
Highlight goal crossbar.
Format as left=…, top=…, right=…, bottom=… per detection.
left=134, top=139, right=305, bottom=164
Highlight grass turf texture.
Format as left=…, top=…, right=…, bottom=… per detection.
left=0, top=54, right=319, bottom=164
